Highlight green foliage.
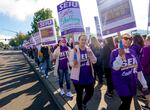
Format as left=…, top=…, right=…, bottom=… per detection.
left=9, top=33, right=29, bottom=47
left=4, top=44, right=10, bottom=49
left=10, top=8, right=60, bottom=47
left=30, top=8, right=60, bottom=36
left=0, top=42, right=4, bottom=48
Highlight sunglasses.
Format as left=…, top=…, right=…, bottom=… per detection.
left=123, top=37, right=132, bottom=41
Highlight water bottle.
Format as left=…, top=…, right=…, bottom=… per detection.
left=119, top=39, right=123, bottom=49
left=74, top=52, right=77, bottom=61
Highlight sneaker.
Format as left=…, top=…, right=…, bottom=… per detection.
left=60, top=89, right=65, bottom=96
left=105, top=92, right=113, bottom=99
left=82, top=104, right=88, bottom=110
left=141, top=105, right=150, bottom=110
left=137, top=95, right=147, bottom=101
left=41, top=74, right=46, bottom=77
left=45, top=76, right=48, bottom=79
left=66, top=91, right=73, bottom=98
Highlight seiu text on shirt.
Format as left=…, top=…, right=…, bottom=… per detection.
left=121, top=57, right=138, bottom=70
left=60, top=51, right=68, bottom=57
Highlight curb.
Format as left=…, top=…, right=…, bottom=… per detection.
left=22, top=52, right=73, bottom=110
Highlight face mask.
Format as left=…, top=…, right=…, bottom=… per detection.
left=61, top=43, right=66, bottom=47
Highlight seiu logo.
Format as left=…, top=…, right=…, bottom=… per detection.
left=121, top=57, right=138, bottom=70
left=60, top=51, right=68, bottom=57
left=81, top=54, right=88, bottom=60
left=122, top=58, right=137, bottom=67
left=58, top=1, right=79, bottom=12
left=80, top=53, right=89, bottom=66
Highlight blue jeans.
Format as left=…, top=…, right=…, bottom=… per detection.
left=44, top=59, right=50, bottom=76
left=58, top=68, right=71, bottom=90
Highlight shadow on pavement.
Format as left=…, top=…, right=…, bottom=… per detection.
left=0, top=51, right=59, bottom=110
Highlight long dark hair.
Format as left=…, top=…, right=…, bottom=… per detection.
left=104, top=37, right=115, bottom=50
left=132, top=34, right=144, bottom=47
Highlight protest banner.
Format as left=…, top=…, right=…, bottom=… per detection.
left=94, top=16, right=102, bottom=37
left=85, top=27, right=91, bottom=40
left=38, top=19, right=57, bottom=45
left=148, top=0, right=150, bottom=26
left=57, top=1, right=84, bottom=36
left=96, top=0, right=136, bottom=36
left=32, top=32, right=41, bottom=46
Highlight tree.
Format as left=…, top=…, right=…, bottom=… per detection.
left=4, top=44, right=10, bottom=49
left=31, top=8, right=59, bottom=36
left=9, top=39, right=17, bottom=47
left=0, top=42, right=4, bottom=48
left=9, top=33, right=29, bottom=47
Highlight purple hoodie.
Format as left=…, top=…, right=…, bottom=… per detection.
left=110, top=48, right=142, bottom=96
left=140, top=45, right=150, bottom=74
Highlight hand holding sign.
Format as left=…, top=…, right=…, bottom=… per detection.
left=118, top=32, right=125, bottom=60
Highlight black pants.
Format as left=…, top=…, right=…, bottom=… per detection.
left=93, top=63, right=103, bottom=84
left=119, top=96, right=132, bottom=110
left=104, top=68, right=113, bottom=93
left=73, top=83, right=94, bottom=110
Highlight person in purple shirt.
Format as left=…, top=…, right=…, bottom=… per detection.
left=53, top=38, right=73, bottom=98
left=140, top=35, right=150, bottom=109
left=140, top=34, right=150, bottom=82
left=110, top=33, right=148, bottom=110
left=69, top=34, right=97, bottom=110
left=130, top=33, right=144, bottom=57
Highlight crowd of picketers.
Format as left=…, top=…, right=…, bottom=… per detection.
left=22, top=33, right=150, bottom=110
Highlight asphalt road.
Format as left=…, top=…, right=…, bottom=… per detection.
left=0, top=50, right=59, bottom=110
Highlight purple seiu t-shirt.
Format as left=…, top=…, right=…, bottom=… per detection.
left=111, top=49, right=142, bottom=96
left=72, top=49, right=94, bottom=85
left=58, top=46, right=69, bottom=70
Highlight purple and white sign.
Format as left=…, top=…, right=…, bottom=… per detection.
left=38, top=18, right=57, bottom=45
left=32, top=32, right=41, bottom=46
left=57, top=1, right=84, bottom=36
left=38, top=19, right=53, bottom=28
left=23, top=40, right=27, bottom=48
left=85, top=27, right=91, bottom=40
left=94, top=16, right=102, bottom=37
left=96, top=0, right=136, bottom=36
left=29, top=36, right=35, bottom=48
left=148, top=0, right=150, bottom=26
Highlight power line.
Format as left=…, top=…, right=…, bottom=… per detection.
left=1, top=28, right=18, bottom=34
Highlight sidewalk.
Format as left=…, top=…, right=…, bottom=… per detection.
left=23, top=52, right=145, bottom=110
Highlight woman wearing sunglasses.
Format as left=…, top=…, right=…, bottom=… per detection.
left=110, top=33, right=148, bottom=110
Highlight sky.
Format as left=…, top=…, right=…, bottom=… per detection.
left=0, top=0, right=149, bottom=44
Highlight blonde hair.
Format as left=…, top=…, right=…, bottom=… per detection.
left=90, top=37, right=101, bottom=48
left=146, top=34, right=150, bottom=41
left=122, top=33, right=131, bottom=38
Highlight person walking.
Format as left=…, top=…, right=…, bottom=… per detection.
left=69, top=34, right=97, bottom=110
left=41, top=45, right=51, bottom=78
left=89, top=37, right=103, bottom=88
left=110, top=33, right=148, bottom=110
left=102, top=37, right=115, bottom=98
left=140, top=34, right=150, bottom=110
left=53, top=38, right=73, bottom=98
